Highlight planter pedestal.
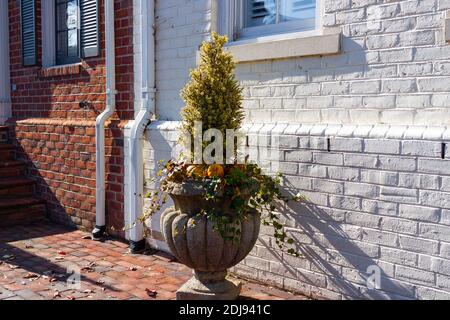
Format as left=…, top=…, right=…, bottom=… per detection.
left=176, top=271, right=241, bottom=300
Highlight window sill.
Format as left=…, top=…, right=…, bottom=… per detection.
left=224, top=31, right=341, bottom=63
left=39, top=63, right=82, bottom=78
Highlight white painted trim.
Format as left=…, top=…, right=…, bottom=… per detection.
left=445, top=18, right=450, bottom=43
left=225, top=31, right=341, bottom=62
left=146, top=121, right=450, bottom=142
left=0, top=0, right=11, bottom=124
left=41, top=0, right=56, bottom=68
left=315, top=0, right=324, bottom=32
left=41, top=62, right=82, bottom=70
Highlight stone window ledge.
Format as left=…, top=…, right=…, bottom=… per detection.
left=14, top=118, right=95, bottom=127
left=224, top=31, right=341, bottom=63
left=39, top=63, right=82, bottom=78
left=12, top=118, right=128, bottom=129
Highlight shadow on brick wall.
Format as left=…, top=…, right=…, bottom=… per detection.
left=270, top=196, right=415, bottom=299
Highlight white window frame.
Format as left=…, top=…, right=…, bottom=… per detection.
left=216, top=0, right=341, bottom=63
left=219, top=0, right=323, bottom=43
left=446, top=16, right=450, bottom=43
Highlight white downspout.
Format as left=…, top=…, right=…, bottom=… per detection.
left=127, top=0, right=155, bottom=252
left=93, top=0, right=117, bottom=239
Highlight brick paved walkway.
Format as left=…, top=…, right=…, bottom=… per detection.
left=0, top=222, right=308, bottom=300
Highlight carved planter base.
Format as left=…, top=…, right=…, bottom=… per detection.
left=176, top=271, right=241, bottom=300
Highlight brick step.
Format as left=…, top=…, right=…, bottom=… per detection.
left=0, top=178, right=36, bottom=197
left=0, top=144, right=16, bottom=161
left=0, top=160, right=26, bottom=178
left=0, top=197, right=46, bottom=227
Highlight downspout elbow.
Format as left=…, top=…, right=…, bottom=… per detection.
left=95, top=90, right=117, bottom=128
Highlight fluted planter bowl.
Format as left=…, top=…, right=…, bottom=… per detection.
left=161, top=180, right=260, bottom=300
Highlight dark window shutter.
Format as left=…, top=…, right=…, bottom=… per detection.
left=249, top=0, right=270, bottom=21
left=21, top=0, right=37, bottom=66
left=80, top=0, right=100, bottom=58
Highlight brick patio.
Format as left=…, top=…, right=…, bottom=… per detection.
left=0, top=222, right=308, bottom=300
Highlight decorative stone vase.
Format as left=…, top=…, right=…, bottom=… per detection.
left=161, top=181, right=260, bottom=300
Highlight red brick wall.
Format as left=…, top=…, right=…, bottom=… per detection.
left=6, top=0, right=134, bottom=235
left=8, top=119, right=126, bottom=233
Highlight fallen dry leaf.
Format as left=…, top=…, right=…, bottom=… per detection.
left=145, top=288, right=157, bottom=298
left=24, top=272, right=39, bottom=279
left=81, top=266, right=95, bottom=273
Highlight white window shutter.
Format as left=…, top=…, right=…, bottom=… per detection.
left=80, top=0, right=100, bottom=58
left=41, top=0, right=55, bottom=68
left=286, top=0, right=316, bottom=20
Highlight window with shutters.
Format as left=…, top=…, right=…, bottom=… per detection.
left=220, top=0, right=321, bottom=41
left=37, top=0, right=99, bottom=67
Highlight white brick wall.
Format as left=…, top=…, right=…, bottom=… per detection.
left=155, top=0, right=213, bottom=120
left=143, top=122, right=450, bottom=300
left=155, top=0, right=450, bottom=125
left=144, top=0, right=450, bottom=300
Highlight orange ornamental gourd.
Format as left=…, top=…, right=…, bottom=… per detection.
left=207, top=164, right=225, bottom=178
left=186, top=165, right=205, bottom=178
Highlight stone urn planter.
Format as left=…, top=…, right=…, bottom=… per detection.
left=161, top=181, right=260, bottom=300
